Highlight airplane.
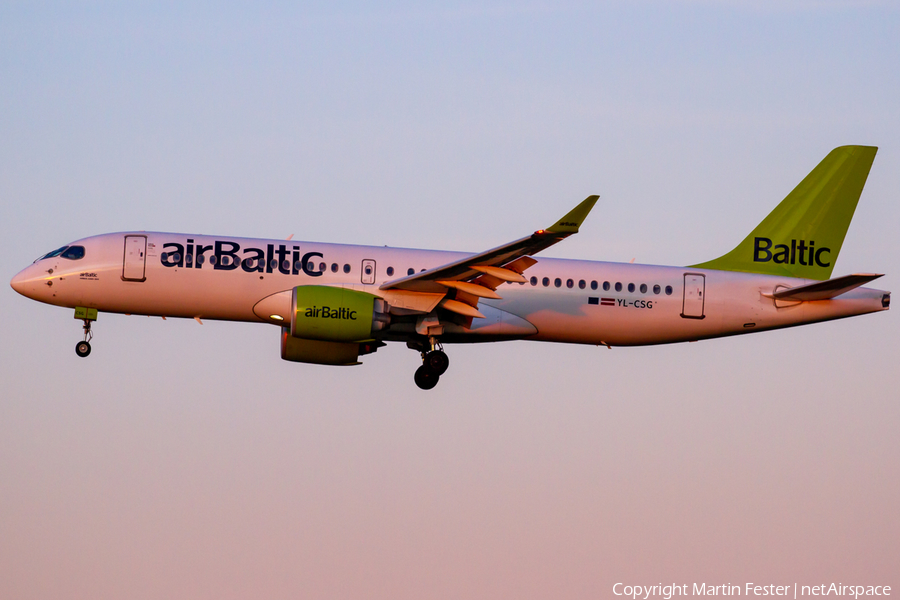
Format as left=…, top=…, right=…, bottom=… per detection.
left=10, top=145, right=890, bottom=389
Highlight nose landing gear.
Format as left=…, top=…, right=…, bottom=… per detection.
left=413, top=337, right=450, bottom=390
left=74, top=306, right=97, bottom=358
left=75, top=337, right=91, bottom=358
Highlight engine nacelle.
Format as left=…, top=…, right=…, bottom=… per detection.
left=281, top=331, right=387, bottom=366
left=280, top=330, right=360, bottom=365
left=290, top=285, right=390, bottom=342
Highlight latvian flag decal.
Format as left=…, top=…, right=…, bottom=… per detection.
left=600, top=298, right=615, bottom=306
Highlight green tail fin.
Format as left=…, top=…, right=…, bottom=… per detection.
left=691, top=145, right=877, bottom=280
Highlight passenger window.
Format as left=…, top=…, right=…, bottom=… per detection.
left=591, top=281, right=598, bottom=290
left=615, top=282, right=622, bottom=292
left=331, top=263, right=339, bottom=273
left=542, top=277, right=550, bottom=287
left=387, top=266, right=394, bottom=276
left=530, top=276, right=538, bottom=286
left=344, top=264, right=351, bottom=273
left=408, top=268, right=414, bottom=276
left=209, top=255, right=218, bottom=266
left=603, top=281, right=610, bottom=291
left=653, top=284, right=661, bottom=294
left=578, top=280, right=586, bottom=289
left=566, top=279, right=574, bottom=289
left=665, top=285, right=673, bottom=295
left=319, top=262, right=326, bottom=272
left=627, top=283, right=635, bottom=293
left=293, top=261, right=302, bottom=272
left=554, top=278, right=562, bottom=288
left=640, top=283, right=647, bottom=294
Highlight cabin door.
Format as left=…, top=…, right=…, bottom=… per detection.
left=122, top=235, right=148, bottom=282
left=681, top=273, right=705, bottom=319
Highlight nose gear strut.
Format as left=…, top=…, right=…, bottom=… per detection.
left=74, top=307, right=97, bottom=358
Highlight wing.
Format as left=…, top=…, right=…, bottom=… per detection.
left=380, top=195, right=598, bottom=318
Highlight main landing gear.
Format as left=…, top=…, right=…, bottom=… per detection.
left=413, top=338, right=450, bottom=390
left=74, top=307, right=97, bottom=358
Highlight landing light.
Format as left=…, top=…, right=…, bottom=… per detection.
left=270, top=315, right=284, bottom=321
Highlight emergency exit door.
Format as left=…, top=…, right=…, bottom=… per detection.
left=361, top=259, right=376, bottom=284
left=681, top=273, right=705, bottom=319
left=122, top=235, right=147, bottom=282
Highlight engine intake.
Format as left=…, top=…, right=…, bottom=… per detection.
left=290, top=285, right=390, bottom=342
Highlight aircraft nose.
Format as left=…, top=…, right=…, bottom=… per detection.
left=10, top=269, right=27, bottom=294
left=10, top=265, right=45, bottom=300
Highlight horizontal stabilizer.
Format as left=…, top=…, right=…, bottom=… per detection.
left=771, top=273, right=883, bottom=301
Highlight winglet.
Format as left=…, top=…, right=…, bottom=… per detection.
left=546, top=195, right=599, bottom=234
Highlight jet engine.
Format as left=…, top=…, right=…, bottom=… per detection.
left=280, top=286, right=390, bottom=365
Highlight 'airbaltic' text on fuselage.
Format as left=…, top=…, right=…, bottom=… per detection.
left=160, top=240, right=324, bottom=276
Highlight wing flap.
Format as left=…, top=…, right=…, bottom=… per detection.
left=436, top=280, right=503, bottom=299
left=381, top=289, right=446, bottom=313
left=470, top=265, right=528, bottom=283
left=440, top=298, right=486, bottom=319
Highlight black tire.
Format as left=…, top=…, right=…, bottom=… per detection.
left=425, top=350, right=449, bottom=375
left=414, top=365, right=439, bottom=390
left=75, top=341, right=91, bottom=358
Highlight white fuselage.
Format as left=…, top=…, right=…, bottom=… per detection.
left=10, top=231, right=890, bottom=348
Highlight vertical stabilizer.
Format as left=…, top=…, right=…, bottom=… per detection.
left=691, top=146, right=877, bottom=280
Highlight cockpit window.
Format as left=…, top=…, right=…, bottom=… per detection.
left=61, top=246, right=85, bottom=260
left=36, top=246, right=68, bottom=261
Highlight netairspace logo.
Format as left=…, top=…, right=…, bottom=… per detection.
left=612, top=582, right=891, bottom=599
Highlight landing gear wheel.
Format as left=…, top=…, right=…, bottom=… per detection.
left=414, top=365, right=439, bottom=390
left=76, top=314, right=94, bottom=357
left=425, top=350, right=449, bottom=375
